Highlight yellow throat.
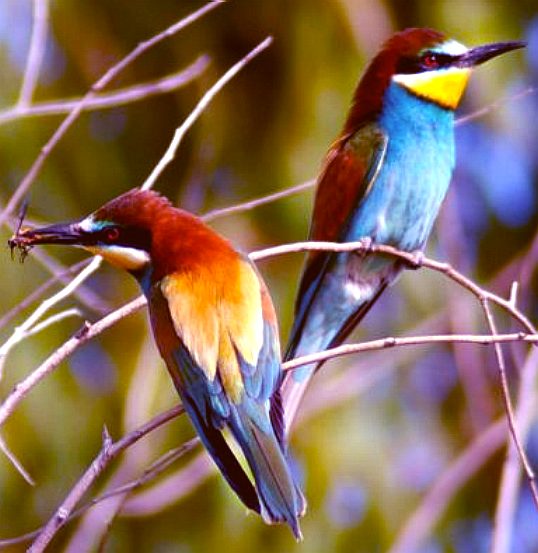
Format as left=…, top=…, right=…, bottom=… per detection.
left=393, top=67, right=471, bottom=110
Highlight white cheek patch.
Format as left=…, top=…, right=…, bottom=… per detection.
left=84, top=245, right=150, bottom=271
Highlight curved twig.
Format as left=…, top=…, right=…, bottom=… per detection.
left=0, top=56, right=210, bottom=125
left=0, top=0, right=222, bottom=229
left=141, top=36, right=273, bottom=191
left=0, top=296, right=146, bottom=429
left=26, top=406, right=183, bottom=553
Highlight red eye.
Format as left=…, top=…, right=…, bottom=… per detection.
left=422, top=53, right=439, bottom=69
left=105, top=227, right=120, bottom=242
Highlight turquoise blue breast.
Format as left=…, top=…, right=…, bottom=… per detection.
left=346, top=81, right=455, bottom=250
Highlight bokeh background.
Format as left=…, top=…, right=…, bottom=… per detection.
left=0, top=1, right=537, bottom=552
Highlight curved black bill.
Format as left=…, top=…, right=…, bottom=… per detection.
left=457, top=40, right=526, bottom=68
left=8, top=221, right=83, bottom=249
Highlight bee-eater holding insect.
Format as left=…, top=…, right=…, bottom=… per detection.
left=282, top=28, right=525, bottom=427
left=9, top=189, right=305, bottom=538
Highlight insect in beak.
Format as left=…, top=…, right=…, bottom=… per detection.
left=8, top=199, right=31, bottom=263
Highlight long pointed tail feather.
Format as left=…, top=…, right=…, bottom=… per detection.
left=182, top=395, right=261, bottom=514
left=230, top=404, right=304, bottom=540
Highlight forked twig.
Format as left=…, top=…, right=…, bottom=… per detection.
left=482, top=297, right=536, bottom=492
left=0, top=0, right=222, bottom=229
left=253, top=239, right=538, bottom=508
left=0, top=257, right=101, bottom=381
left=26, top=407, right=183, bottom=553
left=1, top=239, right=537, bottom=547
left=1, top=12, right=536, bottom=546
left=0, top=296, right=146, bottom=429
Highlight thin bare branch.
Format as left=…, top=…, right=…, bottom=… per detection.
left=281, top=332, right=538, bottom=372
left=193, top=89, right=538, bottom=225
left=18, top=0, right=49, bottom=108
left=27, top=406, right=183, bottom=553
left=0, top=434, right=34, bottom=486
left=90, top=437, right=200, bottom=551
left=249, top=239, right=373, bottom=261
left=141, top=36, right=273, bottom=191
left=1, top=56, right=209, bottom=125
left=455, top=86, right=537, bottom=127
left=202, top=179, right=316, bottom=222
left=492, top=349, right=538, bottom=553
left=250, top=240, right=537, bottom=334
left=509, top=281, right=519, bottom=308
left=26, top=245, right=110, bottom=314
left=0, top=257, right=101, bottom=380
left=121, top=451, right=213, bottom=516
left=481, top=299, right=538, bottom=511
left=0, top=0, right=221, bottom=229
left=0, top=296, right=146, bottom=429
left=25, top=308, right=81, bottom=336
left=96, top=439, right=200, bottom=506
left=0, top=259, right=92, bottom=332
left=0, top=405, right=186, bottom=548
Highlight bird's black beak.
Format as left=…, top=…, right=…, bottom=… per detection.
left=457, top=40, right=526, bottom=68
left=8, top=221, right=84, bottom=252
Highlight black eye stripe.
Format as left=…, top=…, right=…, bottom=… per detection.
left=81, top=225, right=151, bottom=251
left=396, top=52, right=457, bottom=74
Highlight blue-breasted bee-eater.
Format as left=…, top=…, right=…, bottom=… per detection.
left=9, top=189, right=305, bottom=538
left=282, top=28, right=525, bottom=427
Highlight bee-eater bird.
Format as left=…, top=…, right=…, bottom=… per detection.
left=9, top=189, right=304, bottom=538
left=282, top=28, right=525, bottom=428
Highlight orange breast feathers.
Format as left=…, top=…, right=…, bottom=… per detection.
left=160, top=256, right=265, bottom=404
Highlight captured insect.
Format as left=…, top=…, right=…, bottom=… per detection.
left=8, top=199, right=32, bottom=263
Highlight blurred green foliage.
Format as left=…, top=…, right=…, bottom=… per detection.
left=0, top=1, right=536, bottom=552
